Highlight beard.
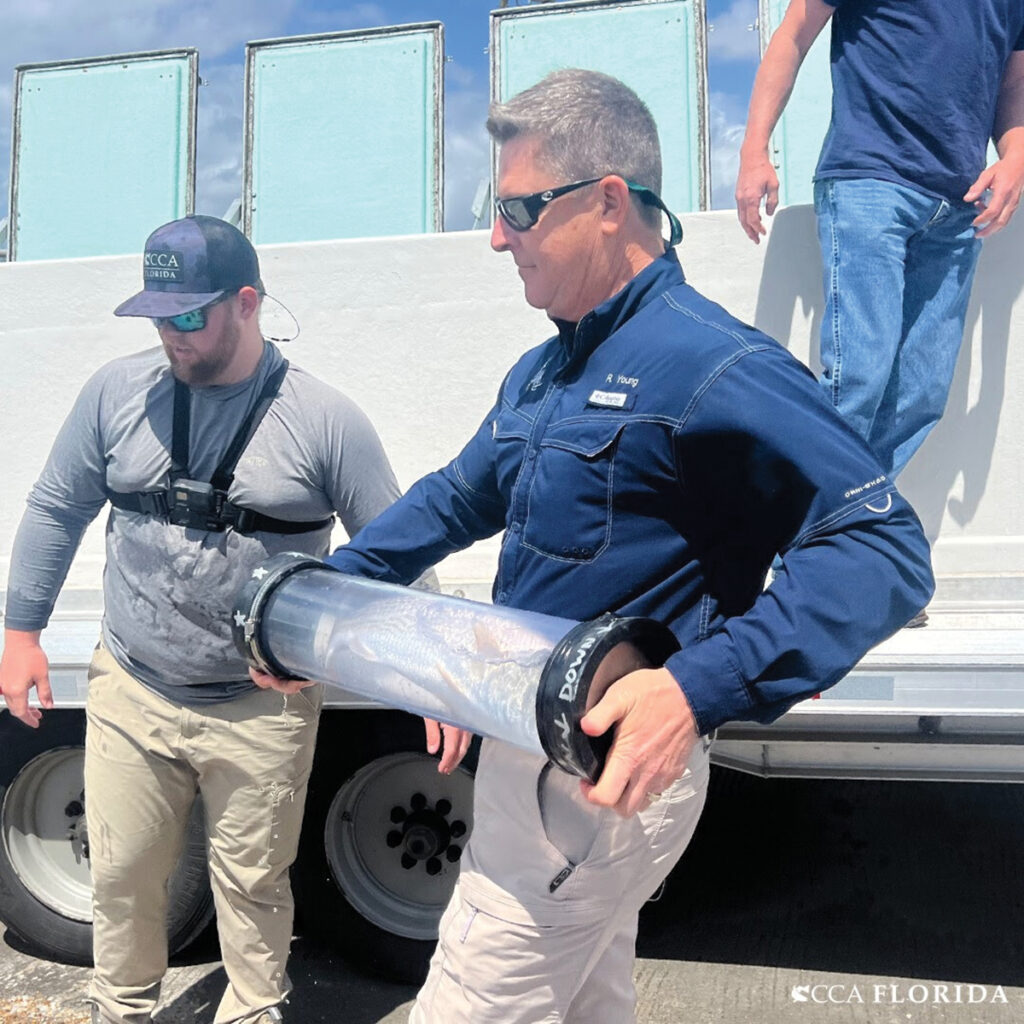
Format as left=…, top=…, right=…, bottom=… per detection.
left=164, top=317, right=242, bottom=387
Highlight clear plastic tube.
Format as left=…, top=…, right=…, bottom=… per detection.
left=261, top=569, right=577, bottom=755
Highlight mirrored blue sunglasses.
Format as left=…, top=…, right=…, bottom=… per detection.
left=150, top=291, right=236, bottom=333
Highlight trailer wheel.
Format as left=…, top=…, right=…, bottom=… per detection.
left=0, top=711, right=214, bottom=965
left=294, top=710, right=475, bottom=983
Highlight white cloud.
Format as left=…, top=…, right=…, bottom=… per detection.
left=708, top=0, right=760, bottom=63
left=0, top=1, right=303, bottom=223
left=442, top=65, right=490, bottom=231
left=708, top=92, right=747, bottom=210
left=445, top=60, right=480, bottom=91
left=290, top=3, right=389, bottom=33
left=0, top=0, right=298, bottom=66
left=194, top=62, right=246, bottom=218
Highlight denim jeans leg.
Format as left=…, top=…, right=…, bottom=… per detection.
left=882, top=205, right=981, bottom=476
left=814, top=178, right=982, bottom=477
left=815, top=179, right=912, bottom=459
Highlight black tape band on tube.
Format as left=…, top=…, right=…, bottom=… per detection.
left=535, top=614, right=681, bottom=782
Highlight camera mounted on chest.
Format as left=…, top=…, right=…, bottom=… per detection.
left=109, top=362, right=331, bottom=536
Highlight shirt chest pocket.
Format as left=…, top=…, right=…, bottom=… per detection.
left=523, top=419, right=624, bottom=562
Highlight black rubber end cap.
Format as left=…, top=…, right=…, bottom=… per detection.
left=535, top=614, right=680, bottom=782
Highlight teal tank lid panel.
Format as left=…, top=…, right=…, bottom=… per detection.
left=244, top=25, right=443, bottom=245
left=10, top=51, right=197, bottom=262
left=761, top=0, right=832, bottom=208
left=491, top=0, right=709, bottom=215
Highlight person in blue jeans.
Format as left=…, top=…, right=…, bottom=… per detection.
left=736, top=0, right=1024, bottom=484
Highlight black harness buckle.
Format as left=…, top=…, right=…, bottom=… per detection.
left=136, top=491, right=170, bottom=517
left=232, top=506, right=256, bottom=533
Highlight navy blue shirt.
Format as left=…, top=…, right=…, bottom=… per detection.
left=327, top=252, right=933, bottom=734
left=816, top=0, right=1024, bottom=203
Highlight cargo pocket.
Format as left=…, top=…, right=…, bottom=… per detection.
left=265, top=781, right=305, bottom=868
left=523, top=420, right=624, bottom=562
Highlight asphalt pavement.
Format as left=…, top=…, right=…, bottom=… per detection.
left=3, top=769, right=1024, bottom=1023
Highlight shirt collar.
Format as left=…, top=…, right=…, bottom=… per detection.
left=552, top=249, right=686, bottom=362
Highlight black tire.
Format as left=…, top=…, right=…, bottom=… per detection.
left=0, top=709, right=215, bottom=965
left=294, top=709, right=477, bottom=983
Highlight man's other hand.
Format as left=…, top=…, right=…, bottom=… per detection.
left=0, top=629, right=54, bottom=728
left=249, top=666, right=319, bottom=695
left=965, top=151, right=1024, bottom=238
left=579, top=666, right=699, bottom=818
left=424, top=718, right=473, bottom=775
left=736, top=150, right=781, bottom=244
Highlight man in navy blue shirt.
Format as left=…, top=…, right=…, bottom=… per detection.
left=737, top=1, right=1024, bottom=488
left=314, top=69, right=932, bottom=1022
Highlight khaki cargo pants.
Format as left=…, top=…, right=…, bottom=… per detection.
left=84, top=642, right=321, bottom=1024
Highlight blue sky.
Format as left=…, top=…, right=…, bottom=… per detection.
left=0, top=0, right=760, bottom=232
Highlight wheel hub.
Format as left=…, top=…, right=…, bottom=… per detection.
left=387, top=793, right=467, bottom=876
left=64, top=793, right=89, bottom=860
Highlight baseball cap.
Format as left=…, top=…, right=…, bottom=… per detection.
left=114, top=215, right=262, bottom=318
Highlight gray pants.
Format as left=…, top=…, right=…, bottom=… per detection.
left=412, top=738, right=710, bottom=1023
left=84, top=643, right=321, bottom=1023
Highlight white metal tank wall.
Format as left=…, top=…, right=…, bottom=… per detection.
left=1, top=210, right=1022, bottom=605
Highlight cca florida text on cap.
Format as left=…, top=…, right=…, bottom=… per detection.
left=114, top=215, right=262, bottom=319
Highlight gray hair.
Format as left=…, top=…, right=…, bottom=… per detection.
left=487, top=68, right=663, bottom=229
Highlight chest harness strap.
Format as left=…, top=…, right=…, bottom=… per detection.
left=108, top=361, right=333, bottom=536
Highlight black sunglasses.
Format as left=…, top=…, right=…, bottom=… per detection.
left=495, top=175, right=683, bottom=247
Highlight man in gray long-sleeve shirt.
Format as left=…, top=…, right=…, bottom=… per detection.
left=0, top=216, right=402, bottom=1024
